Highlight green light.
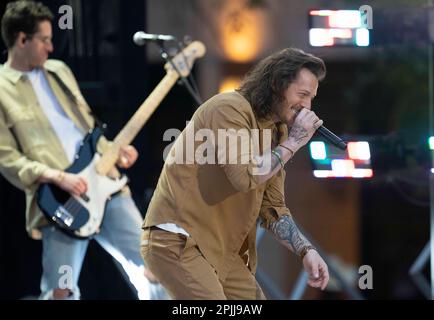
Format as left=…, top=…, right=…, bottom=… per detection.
left=429, top=137, right=434, bottom=150
left=309, top=141, right=327, bottom=160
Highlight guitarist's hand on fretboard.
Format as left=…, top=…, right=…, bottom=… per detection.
left=116, top=145, right=138, bottom=169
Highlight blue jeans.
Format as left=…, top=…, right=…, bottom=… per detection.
left=39, top=194, right=169, bottom=300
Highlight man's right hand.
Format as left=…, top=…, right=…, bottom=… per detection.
left=39, top=168, right=88, bottom=196
left=57, top=172, right=88, bottom=196
left=286, top=108, right=323, bottom=154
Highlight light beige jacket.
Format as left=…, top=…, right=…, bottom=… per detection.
left=0, top=60, right=114, bottom=239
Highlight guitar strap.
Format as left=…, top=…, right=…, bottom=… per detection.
left=49, top=72, right=106, bottom=133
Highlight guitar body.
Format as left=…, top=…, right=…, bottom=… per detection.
left=36, top=128, right=128, bottom=239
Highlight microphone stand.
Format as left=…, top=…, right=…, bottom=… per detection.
left=155, top=39, right=203, bottom=106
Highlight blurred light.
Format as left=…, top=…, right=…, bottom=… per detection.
left=356, top=28, right=370, bottom=46
left=309, top=141, right=327, bottom=160
left=219, top=76, right=242, bottom=93
left=431, top=168, right=434, bottom=174
left=348, top=141, right=371, bottom=160
left=331, top=159, right=355, bottom=177
left=220, top=6, right=265, bottom=62
left=429, top=136, right=434, bottom=150
left=352, top=168, right=373, bottom=178
left=310, top=10, right=334, bottom=16
left=328, top=10, right=361, bottom=28
left=309, top=9, right=370, bottom=47
left=331, top=28, right=352, bottom=38
left=313, top=170, right=332, bottom=178
left=310, top=139, right=373, bottom=179
left=309, top=28, right=334, bottom=46
left=313, top=168, right=373, bottom=178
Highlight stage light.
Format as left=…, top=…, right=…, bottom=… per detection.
left=430, top=137, right=434, bottom=173
left=219, top=3, right=266, bottom=62
left=313, top=170, right=331, bottom=178
left=313, top=168, right=373, bottom=178
left=352, top=168, right=373, bottom=178
left=309, top=28, right=335, bottom=47
left=328, top=10, right=361, bottom=28
left=309, top=9, right=370, bottom=47
left=309, top=140, right=373, bottom=179
left=310, top=141, right=327, bottom=159
left=348, top=141, right=371, bottom=160
left=219, top=76, right=242, bottom=93
left=356, top=28, right=370, bottom=46
left=332, top=159, right=355, bottom=177
left=429, top=136, right=434, bottom=150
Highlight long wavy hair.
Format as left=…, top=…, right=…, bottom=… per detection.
left=237, top=48, right=326, bottom=119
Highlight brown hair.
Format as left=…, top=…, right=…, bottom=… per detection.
left=1, top=0, right=53, bottom=48
left=237, top=48, right=326, bottom=119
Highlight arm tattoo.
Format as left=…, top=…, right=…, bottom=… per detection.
left=270, top=215, right=312, bottom=256
left=289, top=126, right=308, bottom=144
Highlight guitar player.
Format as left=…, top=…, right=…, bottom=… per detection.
left=0, top=0, right=168, bottom=300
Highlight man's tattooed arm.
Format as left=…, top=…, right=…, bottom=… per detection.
left=269, top=215, right=313, bottom=256
left=288, top=125, right=309, bottom=145
left=255, top=146, right=292, bottom=184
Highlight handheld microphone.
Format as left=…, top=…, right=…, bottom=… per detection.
left=133, top=31, right=176, bottom=46
left=316, top=125, right=347, bottom=150
left=294, top=107, right=347, bottom=150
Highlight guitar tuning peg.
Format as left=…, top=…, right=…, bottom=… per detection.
left=183, top=35, right=192, bottom=46
left=167, top=47, right=178, bottom=57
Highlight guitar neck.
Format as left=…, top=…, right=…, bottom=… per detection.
left=96, top=71, right=179, bottom=175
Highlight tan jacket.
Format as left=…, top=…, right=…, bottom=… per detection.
left=0, top=60, right=113, bottom=239
left=144, top=91, right=291, bottom=281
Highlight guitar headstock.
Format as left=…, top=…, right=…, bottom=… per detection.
left=165, top=41, right=206, bottom=77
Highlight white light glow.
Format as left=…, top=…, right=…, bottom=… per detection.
left=429, top=137, right=434, bottom=150
left=331, top=159, right=355, bottom=177
left=329, top=10, right=362, bottom=28
left=310, top=141, right=327, bottom=160
left=348, top=141, right=371, bottom=160
left=352, top=169, right=374, bottom=178
left=330, top=28, right=352, bottom=38
left=356, top=28, right=370, bottom=46
left=310, top=10, right=335, bottom=16
left=313, top=168, right=373, bottom=178
left=309, top=28, right=334, bottom=46
left=313, top=170, right=332, bottom=178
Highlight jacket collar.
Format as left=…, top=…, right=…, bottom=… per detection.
left=1, top=63, right=24, bottom=84
left=1, top=61, right=57, bottom=84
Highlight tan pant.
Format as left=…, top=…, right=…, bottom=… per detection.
left=140, top=227, right=266, bottom=300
